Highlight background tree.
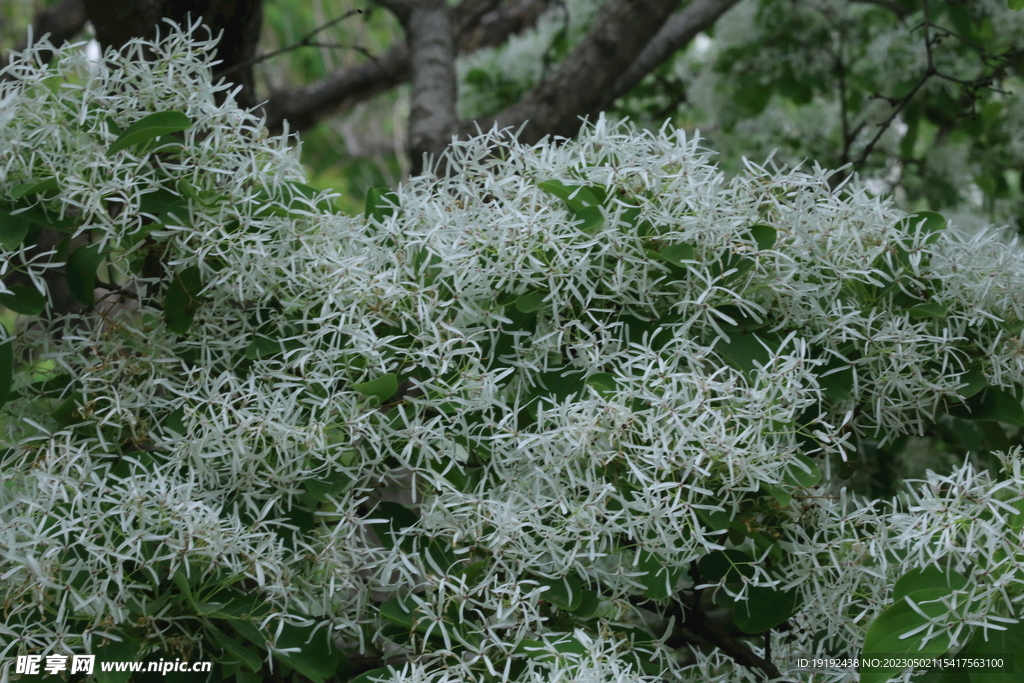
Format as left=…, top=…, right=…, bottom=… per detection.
left=3, top=1, right=1023, bottom=204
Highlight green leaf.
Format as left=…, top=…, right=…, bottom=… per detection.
left=959, top=618, right=1024, bottom=683
left=209, top=626, right=263, bottom=672
left=636, top=550, right=685, bottom=600
left=659, top=243, right=696, bottom=269
left=164, top=266, right=204, bottom=334
left=94, top=634, right=138, bottom=683
left=715, top=331, right=779, bottom=379
left=783, top=453, right=822, bottom=488
left=455, top=560, right=488, bottom=584
left=749, top=224, right=777, bottom=250
left=572, top=205, right=604, bottom=233
left=364, top=187, right=399, bottom=222
left=304, top=472, right=352, bottom=503
left=66, top=243, right=106, bottom=306
left=907, top=302, right=948, bottom=320
left=572, top=590, right=601, bottom=619
left=897, top=211, right=946, bottom=245
left=954, top=370, right=988, bottom=400
left=893, top=566, right=968, bottom=602
left=979, top=420, right=1011, bottom=452
left=370, top=501, right=418, bottom=551
left=0, top=341, right=12, bottom=410
left=349, top=668, right=392, bottom=683
left=763, top=483, right=792, bottom=507
left=107, top=111, right=192, bottom=156
left=537, top=180, right=601, bottom=212
left=11, top=177, right=59, bottom=198
left=539, top=574, right=583, bottom=611
left=0, top=208, right=30, bottom=249
left=352, top=373, right=398, bottom=404
left=244, top=335, right=280, bottom=360
left=948, top=386, right=1024, bottom=426
left=171, top=570, right=195, bottom=602
left=734, top=585, right=802, bottom=634
left=157, top=199, right=190, bottom=226
left=379, top=596, right=420, bottom=630
left=697, top=549, right=755, bottom=585
left=52, top=392, right=85, bottom=426
left=585, top=372, right=618, bottom=397
left=1009, top=0, right=1024, bottom=12
left=0, top=285, right=46, bottom=315
left=514, top=290, right=547, bottom=313
left=861, top=587, right=962, bottom=683
left=273, top=622, right=345, bottom=683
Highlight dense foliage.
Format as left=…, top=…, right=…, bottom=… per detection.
left=3, top=23, right=1024, bottom=683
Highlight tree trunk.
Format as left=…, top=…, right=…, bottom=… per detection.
left=81, top=0, right=263, bottom=109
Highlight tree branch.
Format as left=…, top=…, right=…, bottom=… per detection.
left=610, top=0, right=742, bottom=101
left=261, top=0, right=550, bottom=135
left=373, top=0, right=459, bottom=176
left=462, top=0, right=681, bottom=145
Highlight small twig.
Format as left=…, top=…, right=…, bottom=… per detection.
left=217, top=8, right=373, bottom=79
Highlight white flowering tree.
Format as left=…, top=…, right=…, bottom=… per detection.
left=3, top=25, right=1024, bottom=683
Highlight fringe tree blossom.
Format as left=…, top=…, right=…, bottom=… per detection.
left=2, top=25, right=1024, bottom=683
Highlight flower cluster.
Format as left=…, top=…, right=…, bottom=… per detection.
left=2, top=25, right=1024, bottom=683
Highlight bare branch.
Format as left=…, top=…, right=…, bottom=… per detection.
left=262, top=0, right=550, bottom=135
left=611, top=0, right=742, bottom=100
left=216, top=8, right=367, bottom=80
left=463, top=0, right=681, bottom=145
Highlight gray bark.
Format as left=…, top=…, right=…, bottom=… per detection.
left=261, top=0, right=550, bottom=135
left=462, top=0, right=684, bottom=145
left=374, top=0, right=460, bottom=176
left=611, top=0, right=742, bottom=98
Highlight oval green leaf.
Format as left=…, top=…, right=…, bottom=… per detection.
left=0, top=285, right=46, bottom=315
left=0, top=209, right=30, bottom=249
left=66, top=243, right=106, bottom=306
left=637, top=550, right=685, bottom=600
left=572, top=205, right=604, bottom=233
left=749, top=224, right=777, bottom=250
left=364, top=187, right=399, bottom=222
left=164, top=266, right=204, bottom=334
left=958, top=619, right=1024, bottom=683
left=94, top=633, right=139, bottom=683
left=659, top=243, right=696, bottom=268
left=783, top=453, right=822, bottom=488
left=107, top=111, right=192, bottom=156
left=949, top=386, right=1024, bottom=426
left=209, top=626, right=263, bottom=672
left=734, top=585, right=802, bottom=634
left=892, top=566, right=967, bottom=602
left=11, top=177, right=59, bottom=199
left=698, top=549, right=755, bottom=585
left=537, top=180, right=601, bottom=211
left=244, top=335, right=280, bottom=360
left=861, top=587, right=961, bottom=683
left=539, top=574, right=583, bottom=611
left=349, top=668, right=392, bottom=683
left=515, top=291, right=547, bottom=313
left=585, top=372, right=617, bottom=397
left=352, top=372, right=398, bottom=403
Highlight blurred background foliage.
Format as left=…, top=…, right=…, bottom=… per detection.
left=5, top=0, right=1021, bottom=230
